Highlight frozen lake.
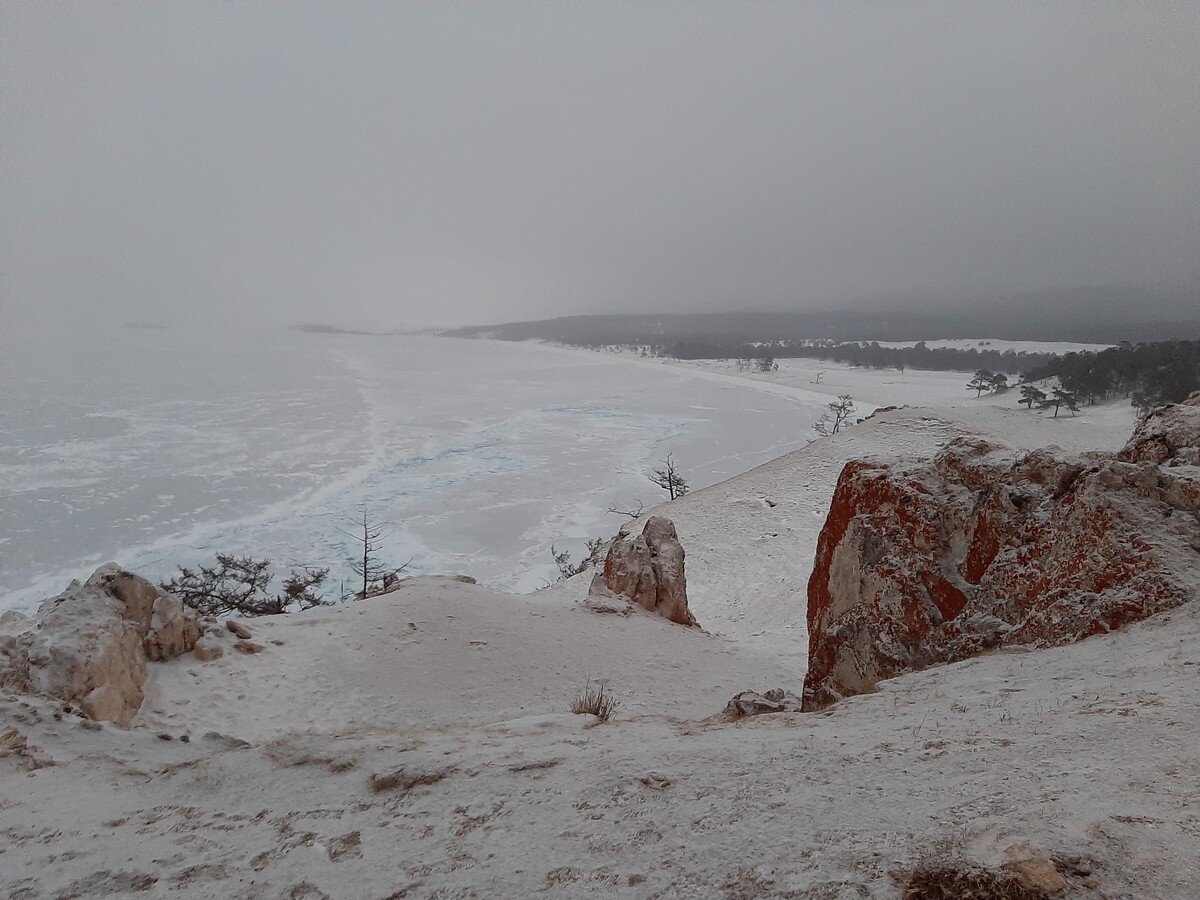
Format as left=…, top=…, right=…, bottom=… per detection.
left=1, top=329, right=855, bottom=610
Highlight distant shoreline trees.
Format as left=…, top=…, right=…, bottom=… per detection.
left=1022, top=340, right=1200, bottom=414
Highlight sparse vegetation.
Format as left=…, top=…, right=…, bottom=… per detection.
left=550, top=539, right=607, bottom=580
left=903, top=862, right=1048, bottom=899
left=570, top=679, right=621, bottom=721
left=162, top=554, right=330, bottom=617
left=338, top=508, right=411, bottom=599
left=606, top=499, right=645, bottom=521
left=813, top=394, right=857, bottom=436
left=649, top=453, right=690, bottom=500
left=755, top=355, right=779, bottom=373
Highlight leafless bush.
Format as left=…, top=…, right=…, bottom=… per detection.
left=648, top=452, right=689, bottom=499
left=551, top=538, right=607, bottom=581
left=570, top=679, right=620, bottom=722
left=607, top=499, right=644, bottom=521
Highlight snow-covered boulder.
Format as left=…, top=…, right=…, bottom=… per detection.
left=0, top=564, right=202, bottom=723
left=587, top=516, right=697, bottom=626
left=804, top=407, right=1200, bottom=711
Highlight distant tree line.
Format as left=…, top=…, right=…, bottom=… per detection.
left=1022, top=340, right=1200, bottom=414
left=654, top=340, right=1057, bottom=375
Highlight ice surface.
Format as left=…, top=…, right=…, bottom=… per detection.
left=1, top=329, right=1137, bottom=612
left=2, top=330, right=834, bottom=608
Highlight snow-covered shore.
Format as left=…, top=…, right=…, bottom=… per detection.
left=6, top=389, right=1195, bottom=897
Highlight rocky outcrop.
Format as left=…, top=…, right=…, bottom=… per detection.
left=804, top=402, right=1200, bottom=710
left=587, top=516, right=697, bottom=626
left=0, top=565, right=203, bottom=723
left=1118, top=391, right=1200, bottom=465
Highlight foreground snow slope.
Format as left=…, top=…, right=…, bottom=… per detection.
left=2, top=587, right=1196, bottom=898
left=4, top=395, right=1185, bottom=897
left=136, top=577, right=800, bottom=743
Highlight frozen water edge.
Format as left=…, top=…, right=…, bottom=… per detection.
left=2, top=331, right=831, bottom=610
left=0, top=330, right=1138, bottom=612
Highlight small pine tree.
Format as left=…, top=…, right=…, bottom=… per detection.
left=1019, top=384, right=1047, bottom=409
left=338, top=508, right=410, bottom=598
left=967, top=369, right=994, bottom=397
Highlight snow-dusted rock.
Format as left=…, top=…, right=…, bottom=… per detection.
left=0, top=565, right=202, bottom=723
left=226, top=620, right=253, bottom=639
left=144, top=594, right=203, bottom=662
left=722, top=688, right=803, bottom=720
left=804, top=407, right=1200, bottom=711
left=191, top=633, right=224, bottom=662
left=1119, top=391, right=1200, bottom=465
left=588, top=516, right=697, bottom=626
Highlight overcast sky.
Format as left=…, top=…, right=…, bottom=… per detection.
left=2, top=2, right=1197, bottom=336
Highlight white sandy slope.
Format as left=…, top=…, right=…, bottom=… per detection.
left=1, top=583, right=1197, bottom=898
left=5, top=391, right=1196, bottom=897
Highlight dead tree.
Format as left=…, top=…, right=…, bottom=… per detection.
left=338, top=508, right=410, bottom=598
left=648, top=453, right=690, bottom=500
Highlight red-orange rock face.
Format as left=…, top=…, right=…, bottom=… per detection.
left=803, top=399, right=1200, bottom=711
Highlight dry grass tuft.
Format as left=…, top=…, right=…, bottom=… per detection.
left=369, top=766, right=454, bottom=793
left=570, top=679, right=620, bottom=722
left=903, top=862, right=1048, bottom=899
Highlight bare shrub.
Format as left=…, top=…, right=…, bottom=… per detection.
left=550, top=538, right=607, bottom=581
left=369, top=767, right=454, bottom=793
left=903, top=862, right=1048, bottom=900
left=162, top=554, right=330, bottom=617
left=570, top=679, right=620, bottom=722
left=648, top=452, right=689, bottom=499
left=813, top=394, right=857, bottom=436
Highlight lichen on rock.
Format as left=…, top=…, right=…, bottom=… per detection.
left=803, top=400, right=1200, bottom=711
